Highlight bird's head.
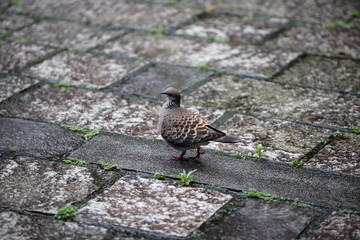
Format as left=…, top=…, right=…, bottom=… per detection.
left=161, top=87, right=181, bottom=106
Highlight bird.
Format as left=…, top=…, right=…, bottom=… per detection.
left=159, top=87, right=241, bottom=160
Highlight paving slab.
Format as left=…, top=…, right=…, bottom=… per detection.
left=0, top=39, right=54, bottom=73
left=69, top=134, right=360, bottom=210
left=0, top=13, right=34, bottom=32
left=99, top=31, right=300, bottom=78
left=0, top=117, right=84, bottom=158
left=183, top=75, right=360, bottom=128
left=0, top=84, right=223, bottom=139
left=108, top=63, right=213, bottom=98
left=176, top=14, right=288, bottom=44
left=307, top=134, right=360, bottom=176
left=77, top=175, right=232, bottom=237
left=10, top=19, right=122, bottom=51
left=199, top=198, right=321, bottom=240
left=274, top=55, right=360, bottom=94
left=266, top=22, right=360, bottom=59
left=180, top=0, right=359, bottom=22
left=25, top=51, right=146, bottom=89
left=0, top=75, right=38, bottom=102
left=10, top=0, right=201, bottom=30
left=205, top=114, right=332, bottom=163
left=309, top=212, right=360, bottom=240
left=0, top=156, right=118, bottom=214
left=0, top=211, right=110, bottom=240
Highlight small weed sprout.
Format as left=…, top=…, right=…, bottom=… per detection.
left=154, top=172, right=165, bottom=180
left=175, top=169, right=197, bottom=186
left=291, top=159, right=305, bottom=168
left=99, top=160, right=119, bottom=171
left=292, top=198, right=310, bottom=208
left=197, top=63, right=217, bottom=72
left=13, top=39, right=28, bottom=44
left=63, top=157, right=88, bottom=166
left=341, top=209, right=360, bottom=215
left=60, top=124, right=100, bottom=140
left=353, top=10, right=360, bottom=18
left=332, top=130, right=342, bottom=137
left=52, top=82, right=75, bottom=87
left=55, top=205, right=78, bottom=219
left=233, top=152, right=246, bottom=159
left=254, top=144, right=265, bottom=159
left=244, top=188, right=278, bottom=201
left=150, top=28, right=164, bottom=34
left=0, top=30, right=12, bottom=39
left=351, top=126, right=360, bottom=134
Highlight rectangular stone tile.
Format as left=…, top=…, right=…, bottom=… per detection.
left=0, top=211, right=110, bottom=240
left=25, top=51, right=146, bottom=89
left=199, top=199, right=321, bottom=240
left=266, top=22, right=360, bottom=58
left=180, top=0, right=358, bottom=22
left=0, top=117, right=84, bottom=158
left=0, top=13, right=35, bottom=32
left=10, top=19, right=122, bottom=51
left=99, top=31, right=300, bottom=78
left=0, top=84, right=223, bottom=139
left=0, top=156, right=117, bottom=214
left=273, top=56, right=360, bottom=94
left=205, top=114, right=332, bottom=163
left=69, top=134, right=360, bottom=210
left=307, top=134, right=360, bottom=176
left=184, top=75, right=360, bottom=128
left=0, top=39, right=55, bottom=73
left=10, top=0, right=201, bottom=30
left=0, top=75, right=38, bottom=102
left=176, top=14, right=288, bottom=44
left=108, top=63, right=213, bottom=98
left=309, top=212, right=360, bottom=240
left=76, top=175, right=232, bottom=237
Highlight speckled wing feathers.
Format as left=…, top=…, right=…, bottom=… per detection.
left=161, top=112, right=225, bottom=147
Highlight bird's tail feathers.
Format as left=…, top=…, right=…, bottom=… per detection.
left=213, top=134, right=241, bottom=143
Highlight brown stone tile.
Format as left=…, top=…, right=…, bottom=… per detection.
left=10, top=19, right=122, bottom=51
left=274, top=56, right=360, bottom=94
left=0, top=39, right=54, bottom=73
left=100, top=31, right=300, bottom=78
left=184, top=75, right=360, bottom=128
left=205, top=114, right=332, bottom=163
left=0, top=75, right=38, bottom=102
left=0, top=156, right=117, bottom=214
left=77, top=175, right=232, bottom=237
left=309, top=212, right=360, bottom=240
left=26, top=51, right=146, bottom=89
left=307, top=134, right=360, bottom=176
left=176, top=15, right=287, bottom=44
left=267, top=22, right=360, bottom=58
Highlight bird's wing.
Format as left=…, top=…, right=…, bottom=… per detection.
left=161, top=113, right=225, bottom=147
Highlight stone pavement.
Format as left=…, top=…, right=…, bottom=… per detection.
left=0, top=0, right=360, bottom=239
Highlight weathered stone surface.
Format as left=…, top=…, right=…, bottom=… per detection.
left=0, top=84, right=223, bottom=139
left=0, top=39, right=54, bottom=73
left=10, top=19, right=121, bottom=51
left=274, top=56, right=360, bottom=94
left=184, top=75, right=360, bottom=128
left=267, top=22, right=360, bottom=58
left=307, top=134, right=360, bottom=176
left=0, top=75, right=38, bottom=102
left=0, top=211, right=109, bottom=240
left=200, top=199, right=321, bottom=240
left=100, top=31, right=300, bottom=78
left=69, top=134, right=360, bottom=210
left=0, top=156, right=117, bottom=214
left=0, top=117, right=84, bottom=157
left=77, top=175, right=232, bottom=237
left=176, top=15, right=287, bottom=44
left=205, top=114, right=332, bottom=163
left=109, top=63, right=213, bottom=98
left=10, top=0, right=200, bottom=30
left=26, top=51, right=146, bottom=89
left=0, top=13, right=34, bottom=32
left=180, top=0, right=359, bottom=22
left=309, top=212, right=360, bottom=240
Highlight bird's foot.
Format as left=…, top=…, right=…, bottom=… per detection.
left=189, top=150, right=205, bottom=160
left=172, top=151, right=187, bottom=160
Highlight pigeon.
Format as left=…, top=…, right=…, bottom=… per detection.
left=159, top=87, right=241, bottom=160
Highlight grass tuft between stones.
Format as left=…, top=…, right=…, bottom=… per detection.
left=60, top=124, right=100, bottom=140
left=55, top=205, right=78, bottom=219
